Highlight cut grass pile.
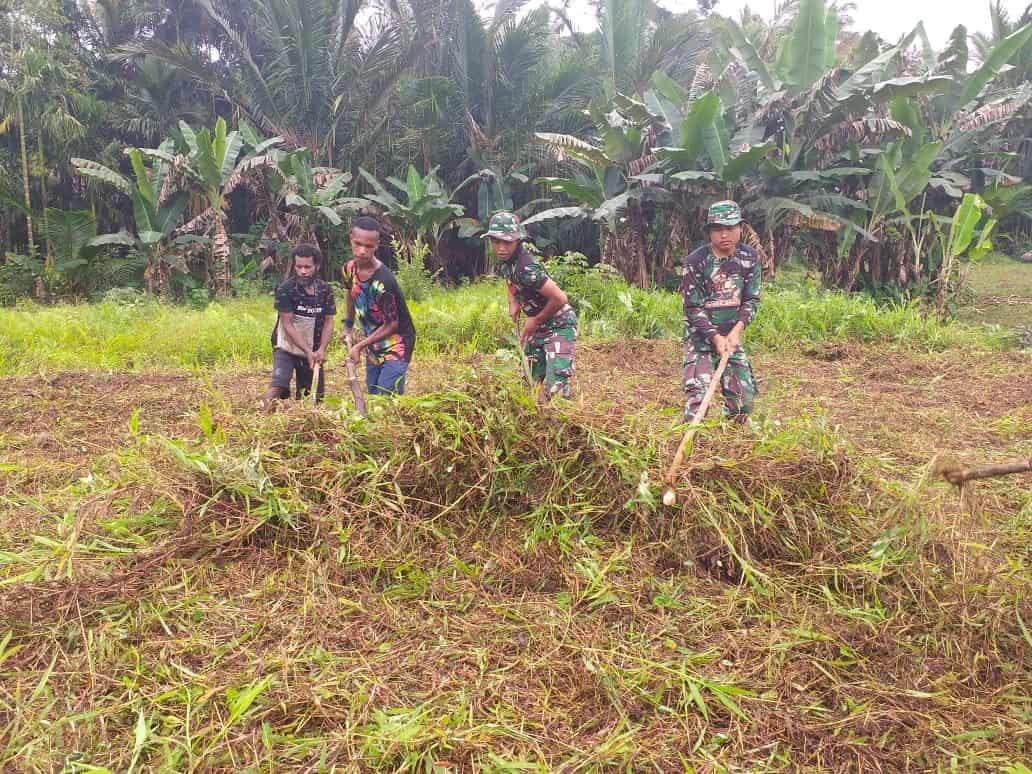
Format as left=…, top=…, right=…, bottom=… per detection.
left=1, top=354, right=1030, bottom=770
left=0, top=275, right=1010, bottom=376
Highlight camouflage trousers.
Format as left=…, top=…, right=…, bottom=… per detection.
left=525, top=322, right=577, bottom=399
left=683, top=340, right=757, bottom=421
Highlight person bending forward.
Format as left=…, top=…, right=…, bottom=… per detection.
left=486, top=211, right=577, bottom=400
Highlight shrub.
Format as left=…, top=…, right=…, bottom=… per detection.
left=393, top=239, right=437, bottom=302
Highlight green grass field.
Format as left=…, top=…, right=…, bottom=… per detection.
left=0, top=272, right=1012, bottom=376
left=957, top=252, right=1032, bottom=333
left=0, top=272, right=1029, bottom=771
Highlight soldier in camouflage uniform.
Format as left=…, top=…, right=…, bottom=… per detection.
left=485, top=212, right=578, bottom=400
left=680, top=200, right=761, bottom=423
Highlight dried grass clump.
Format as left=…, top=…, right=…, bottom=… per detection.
left=1, top=372, right=1029, bottom=771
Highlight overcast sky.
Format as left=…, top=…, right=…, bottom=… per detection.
left=522, top=0, right=1028, bottom=47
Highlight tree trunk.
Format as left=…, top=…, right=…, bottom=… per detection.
left=603, top=220, right=648, bottom=288
left=661, top=210, right=691, bottom=278
left=145, top=255, right=171, bottom=296
left=772, top=225, right=795, bottom=272
left=39, top=134, right=51, bottom=270
left=16, top=93, right=34, bottom=259
left=941, top=458, right=1031, bottom=485
left=212, top=213, right=232, bottom=297
left=935, top=253, right=955, bottom=316
left=740, top=222, right=773, bottom=279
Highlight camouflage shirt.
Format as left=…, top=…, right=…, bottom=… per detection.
left=497, top=247, right=576, bottom=331
left=680, top=243, right=761, bottom=344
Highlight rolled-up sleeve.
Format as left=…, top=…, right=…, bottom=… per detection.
left=735, top=259, right=761, bottom=327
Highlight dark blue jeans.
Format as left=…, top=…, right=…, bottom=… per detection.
left=366, top=359, right=408, bottom=395
left=271, top=348, right=324, bottom=399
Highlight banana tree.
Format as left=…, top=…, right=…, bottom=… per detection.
left=524, top=96, right=671, bottom=287
left=357, top=165, right=464, bottom=267
left=647, top=76, right=781, bottom=272
left=73, top=141, right=191, bottom=295
left=272, top=149, right=366, bottom=237
left=448, top=165, right=553, bottom=272
left=713, top=0, right=1031, bottom=290
left=452, top=166, right=532, bottom=229
left=153, top=118, right=282, bottom=297
left=930, top=193, right=997, bottom=314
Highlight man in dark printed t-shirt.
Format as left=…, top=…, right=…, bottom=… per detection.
left=340, top=216, right=416, bottom=395
left=260, top=243, right=336, bottom=408
left=487, top=211, right=577, bottom=400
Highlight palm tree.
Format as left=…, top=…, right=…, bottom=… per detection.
left=119, top=0, right=437, bottom=168
left=359, top=164, right=464, bottom=269
left=272, top=148, right=365, bottom=244
left=972, top=2, right=1032, bottom=88
left=596, top=0, right=709, bottom=97
left=0, top=42, right=93, bottom=265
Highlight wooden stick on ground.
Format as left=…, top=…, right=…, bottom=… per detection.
left=941, top=458, right=1031, bottom=485
left=662, top=351, right=731, bottom=507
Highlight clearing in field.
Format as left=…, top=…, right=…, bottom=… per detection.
left=1, top=300, right=1030, bottom=770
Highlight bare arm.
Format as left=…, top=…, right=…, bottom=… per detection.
left=355, top=319, right=398, bottom=350
left=347, top=319, right=398, bottom=362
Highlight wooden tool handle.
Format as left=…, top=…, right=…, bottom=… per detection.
left=664, top=351, right=731, bottom=486
left=513, top=323, right=534, bottom=387
left=311, top=363, right=321, bottom=406
left=344, top=333, right=367, bottom=417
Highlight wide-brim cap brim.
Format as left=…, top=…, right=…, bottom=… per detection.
left=483, top=231, right=522, bottom=241
left=705, top=217, right=743, bottom=228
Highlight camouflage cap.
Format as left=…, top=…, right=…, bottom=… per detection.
left=483, top=211, right=524, bottom=241
left=706, top=200, right=743, bottom=227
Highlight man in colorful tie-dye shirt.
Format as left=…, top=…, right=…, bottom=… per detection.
left=340, top=216, right=416, bottom=395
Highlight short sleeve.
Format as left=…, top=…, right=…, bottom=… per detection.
left=378, top=275, right=400, bottom=323
left=274, top=280, right=295, bottom=312
left=517, top=261, right=548, bottom=291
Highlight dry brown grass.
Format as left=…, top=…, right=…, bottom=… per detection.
left=0, top=342, right=1029, bottom=772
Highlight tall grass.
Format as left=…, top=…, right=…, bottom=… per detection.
left=0, top=265, right=1007, bottom=374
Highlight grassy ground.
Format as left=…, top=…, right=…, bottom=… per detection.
left=1, top=312, right=1030, bottom=770
left=956, top=252, right=1032, bottom=336
left=1, top=273, right=1030, bottom=770
left=0, top=276, right=1011, bottom=376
